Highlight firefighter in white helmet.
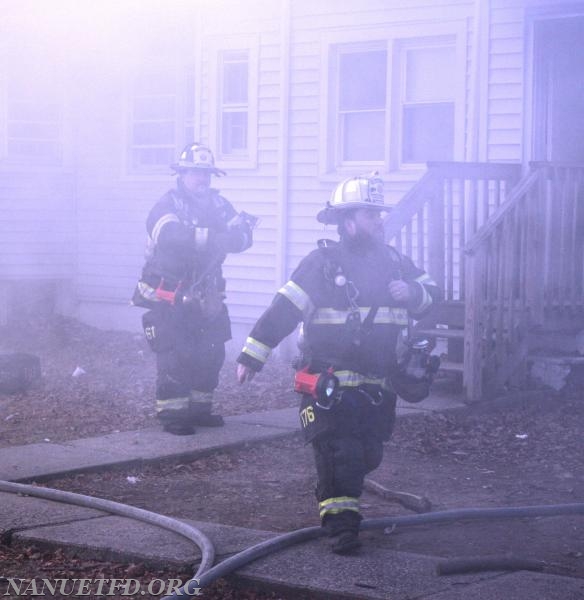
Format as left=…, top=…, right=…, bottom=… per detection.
left=133, top=143, right=255, bottom=435
left=237, top=172, right=441, bottom=554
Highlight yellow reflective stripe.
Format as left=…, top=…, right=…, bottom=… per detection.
left=194, top=227, right=209, bottom=249
left=156, top=397, right=190, bottom=412
left=242, top=336, right=271, bottom=364
left=319, top=496, right=360, bottom=518
left=278, top=280, right=311, bottom=313
left=411, top=282, right=433, bottom=315
left=376, top=307, right=409, bottom=324
left=312, top=307, right=408, bottom=326
left=151, top=213, right=180, bottom=244
left=333, top=370, right=389, bottom=389
left=190, top=391, right=213, bottom=404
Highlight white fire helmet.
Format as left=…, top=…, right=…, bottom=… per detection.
left=171, top=143, right=226, bottom=176
left=317, top=172, right=386, bottom=224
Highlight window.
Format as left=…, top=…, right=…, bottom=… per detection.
left=128, top=67, right=178, bottom=172
left=209, top=37, right=258, bottom=169
left=398, top=43, right=455, bottom=165
left=338, top=48, right=387, bottom=162
left=127, top=65, right=198, bottom=174
left=327, top=35, right=458, bottom=172
left=219, top=50, right=249, bottom=156
left=5, top=97, right=62, bottom=165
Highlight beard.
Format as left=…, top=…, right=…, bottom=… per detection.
left=344, top=226, right=385, bottom=251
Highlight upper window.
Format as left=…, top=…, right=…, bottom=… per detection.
left=3, top=93, right=62, bottom=166
left=219, top=50, right=249, bottom=156
left=209, top=37, right=258, bottom=169
left=338, top=48, right=387, bottom=163
left=327, top=35, right=457, bottom=172
left=128, top=67, right=178, bottom=173
left=397, top=42, right=455, bottom=165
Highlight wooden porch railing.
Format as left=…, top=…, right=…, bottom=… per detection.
left=464, top=162, right=584, bottom=401
left=384, top=160, right=584, bottom=402
left=384, top=161, right=521, bottom=301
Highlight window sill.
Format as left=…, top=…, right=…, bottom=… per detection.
left=318, top=166, right=426, bottom=184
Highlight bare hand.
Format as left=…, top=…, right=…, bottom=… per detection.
left=388, top=280, right=412, bottom=302
left=237, top=363, right=256, bottom=384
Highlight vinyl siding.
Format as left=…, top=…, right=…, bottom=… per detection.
left=0, top=171, right=76, bottom=280
left=2, top=0, right=568, bottom=332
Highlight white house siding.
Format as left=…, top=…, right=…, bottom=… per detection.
left=195, top=2, right=284, bottom=332
left=485, top=2, right=525, bottom=162
left=8, top=0, right=569, bottom=336
left=0, top=171, right=76, bottom=279
left=285, top=0, right=475, bottom=274
left=0, top=7, right=77, bottom=322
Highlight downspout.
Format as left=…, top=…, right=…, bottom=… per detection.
left=276, top=0, right=291, bottom=288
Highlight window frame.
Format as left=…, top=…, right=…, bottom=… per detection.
left=0, top=77, right=66, bottom=170
left=124, top=64, right=183, bottom=177
left=319, top=22, right=466, bottom=180
left=208, top=35, right=259, bottom=170
left=333, top=41, right=389, bottom=168
left=393, top=36, right=459, bottom=170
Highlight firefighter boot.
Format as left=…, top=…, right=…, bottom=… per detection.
left=157, top=409, right=196, bottom=435
left=189, top=392, right=225, bottom=427
left=323, top=511, right=362, bottom=555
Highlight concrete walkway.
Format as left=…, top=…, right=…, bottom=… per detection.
left=2, top=395, right=582, bottom=599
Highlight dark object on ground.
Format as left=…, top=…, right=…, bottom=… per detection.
left=436, top=555, right=546, bottom=575
left=364, top=478, right=432, bottom=513
left=0, top=353, right=41, bottom=394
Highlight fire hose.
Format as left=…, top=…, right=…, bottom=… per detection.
left=0, top=480, right=214, bottom=580
left=2, top=479, right=584, bottom=598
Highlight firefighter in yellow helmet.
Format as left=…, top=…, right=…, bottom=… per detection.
left=237, top=172, right=441, bottom=553
left=133, top=143, right=255, bottom=435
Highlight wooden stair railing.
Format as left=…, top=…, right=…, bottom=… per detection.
left=384, top=161, right=521, bottom=381
left=464, top=162, right=584, bottom=401
left=385, top=161, right=521, bottom=303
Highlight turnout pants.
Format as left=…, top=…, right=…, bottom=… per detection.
left=142, top=302, right=231, bottom=427
left=310, top=386, right=397, bottom=532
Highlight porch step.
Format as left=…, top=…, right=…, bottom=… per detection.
left=438, top=360, right=464, bottom=373
left=431, top=300, right=466, bottom=328
left=416, top=328, right=464, bottom=340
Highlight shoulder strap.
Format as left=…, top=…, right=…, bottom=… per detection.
left=317, top=239, right=341, bottom=285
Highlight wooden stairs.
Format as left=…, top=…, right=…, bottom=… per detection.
left=386, top=161, right=584, bottom=401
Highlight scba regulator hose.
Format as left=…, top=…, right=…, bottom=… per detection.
left=2, top=480, right=584, bottom=599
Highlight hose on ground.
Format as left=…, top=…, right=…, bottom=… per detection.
left=2, top=479, right=584, bottom=599
left=166, top=501, right=584, bottom=599
left=0, top=480, right=215, bottom=580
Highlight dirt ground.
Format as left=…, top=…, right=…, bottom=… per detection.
left=0, top=316, right=298, bottom=448
left=1, top=316, right=584, bottom=597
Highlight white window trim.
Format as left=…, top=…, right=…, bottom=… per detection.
left=318, top=21, right=467, bottom=181
left=208, top=34, right=259, bottom=170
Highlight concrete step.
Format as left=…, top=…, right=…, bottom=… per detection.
left=417, top=328, right=464, bottom=340
left=438, top=360, right=464, bottom=373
